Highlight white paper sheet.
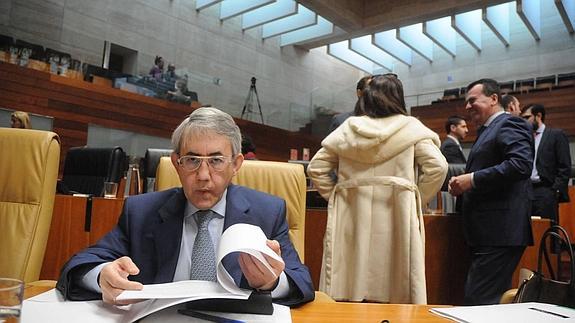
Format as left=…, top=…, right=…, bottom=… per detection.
left=217, top=223, right=285, bottom=295
left=22, top=290, right=291, bottom=323
left=430, top=302, right=575, bottom=323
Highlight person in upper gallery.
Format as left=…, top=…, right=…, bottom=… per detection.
left=520, top=103, right=571, bottom=223
left=10, top=111, right=31, bottom=129
left=500, top=94, right=521, bottom=116
left=149, top=55, right=165, bottom=80
left=440, top=115, right=468, bottom=164
left=56, top=107, right=314, bottom=307
left=327, top=75, right=371, bottom=133
left=307, top=73, right=448, bottom=304
left=448, top=78, right=534, bottom=305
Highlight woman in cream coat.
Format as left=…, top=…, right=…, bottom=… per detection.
left=307, top=74, right=447, bottom=304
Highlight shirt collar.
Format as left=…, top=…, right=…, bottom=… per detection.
left=185, top=189, right=227, bottom=218
left=446, top=134, right=461, bottom=146
left=536, top=123, right=546, bottom=135
left=483, top=110, right=505, bottom=128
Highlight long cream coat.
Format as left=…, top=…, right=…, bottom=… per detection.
left=307, top=114, right=447, bottom=304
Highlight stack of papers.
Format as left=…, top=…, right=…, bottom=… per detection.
left=430, top=302, right=575, bottom=323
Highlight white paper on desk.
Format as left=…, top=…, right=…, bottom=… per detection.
left=430, top=302, right=575, bottom=323
left=22, top=288, right=266, bottom=323
left=217, top=223, right=285, bottom=295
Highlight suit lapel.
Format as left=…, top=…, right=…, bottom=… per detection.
left=536, top=128, right=549, bottom=164
left=468, top=113, right=507, bottom=168
left=152, top=189, right=187, bottom=282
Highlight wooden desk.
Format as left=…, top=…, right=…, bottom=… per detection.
left=24, top=285, right=450, bottom=322
left=291, top=301, right=449, bottom=322
left=40, top=195, right=124, bottom=280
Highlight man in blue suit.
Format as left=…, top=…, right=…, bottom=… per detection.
left=449, top=79, right=534, bottom=305
left=57, top=107, right=314, bottom=307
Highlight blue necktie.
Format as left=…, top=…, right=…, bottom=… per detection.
left=189, top=210, right=218, bottom=281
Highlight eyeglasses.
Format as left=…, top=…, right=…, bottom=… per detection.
left=177, top=155, right=233, bottom=172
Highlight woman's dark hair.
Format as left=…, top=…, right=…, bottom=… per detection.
left=357, top=74, right=407, bottom=118
left=351, top=75, right=372, bottom=116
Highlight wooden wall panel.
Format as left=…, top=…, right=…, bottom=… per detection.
left=0, top=62, right=322, bottom=176
left=412, top=87, right=575, bottom=143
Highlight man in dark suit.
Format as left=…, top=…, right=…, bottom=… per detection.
left=328, top=75, right=371, bottom=133
left=57, top=107, right=314, bottom=307
left=440, top=115, right=468, bottom=164
left=449, top=79, right=534, bottom=305
left=521, top=104, right=571, bottom=222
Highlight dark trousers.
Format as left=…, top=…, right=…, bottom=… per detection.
left=464, top=246, right=526, bottom=305
left=532, top=185, right=558, bottom=222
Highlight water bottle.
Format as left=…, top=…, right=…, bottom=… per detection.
left=127, top=164, right=141, bottom=196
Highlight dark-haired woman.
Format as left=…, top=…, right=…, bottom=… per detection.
left=308, top=74, right=447, bottom=304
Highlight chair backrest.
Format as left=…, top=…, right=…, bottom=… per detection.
left=0, top=128, right=60, bottom=282
left=155, top=157, right=307, bottom=261
left=61, top=146, right=126, bottom=196
left=140, top=148, right=173, bottom=193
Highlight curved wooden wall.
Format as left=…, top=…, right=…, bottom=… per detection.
left=0, top=61, right=322, bottom=172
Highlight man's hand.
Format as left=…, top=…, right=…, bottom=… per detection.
left=448, top=173, right=473, bottom=196
left=99, top=256, right=143, bottom=305
left=238, top=240, right=285, bottom=291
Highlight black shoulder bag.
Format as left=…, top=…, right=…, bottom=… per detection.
left=513, top=225, right=575, bottom=308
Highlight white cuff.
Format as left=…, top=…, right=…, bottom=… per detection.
left=80, top=262, right=109, bottom=293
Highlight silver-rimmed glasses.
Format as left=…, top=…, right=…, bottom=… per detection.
left=176, top=155, right=234, bottom=172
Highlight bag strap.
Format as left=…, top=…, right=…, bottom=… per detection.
left=537, top=225, right=575, bottom=288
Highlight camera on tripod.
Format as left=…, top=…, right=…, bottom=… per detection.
left=241, top=77, right=264, bottom=124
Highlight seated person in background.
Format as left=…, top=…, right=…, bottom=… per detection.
left=166, top=63, right=176, bottom=79
left=500, top=94, right=521, bottom=116
left=10, top=111, right=31, bottom=129
left=440, top=115, right=468, bottom=164
left=56, top=107, right=314, bottom=307
left=241, top=134, right=257, bottom=160
left=167, top=77, right=192, bottom=105
left=149, top=55, right=164, bottom=80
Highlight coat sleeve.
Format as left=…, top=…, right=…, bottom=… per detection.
left=415, top=138, right=448, bottom=204
left=307, top=147, right=338, bottom=200
left=473, top=117, right=533, bottom=190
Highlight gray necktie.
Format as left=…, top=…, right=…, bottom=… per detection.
left=189, top=210, right=218, bottom=281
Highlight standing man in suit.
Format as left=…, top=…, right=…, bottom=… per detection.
left=449, top=79, right=533, bottom=305
left=328, top=75, right=371, bottom=133
left=500, top=94, right=521, bottom=116
left=521, top=104, right=571, bottom=222
left=57, top=107, right=314, bottom=306
left=440, top=115, right=468, bottom=164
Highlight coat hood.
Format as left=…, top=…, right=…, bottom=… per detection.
left=322, top=114, right=441, bottom=164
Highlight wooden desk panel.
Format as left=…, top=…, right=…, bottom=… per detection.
left=89, top=197, right=125, bottom=245
left=40, top=195, right=90, bottom=280
left=304, top=209, right=553, bottom=305
left=40, top=195, right=124, bottom=280
left=559, top=186, right=575, bottom=240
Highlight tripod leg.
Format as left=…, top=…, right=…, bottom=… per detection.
left=253, top=87, right=264, bottom=124
left=241, top=90, right=252, bottom=119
